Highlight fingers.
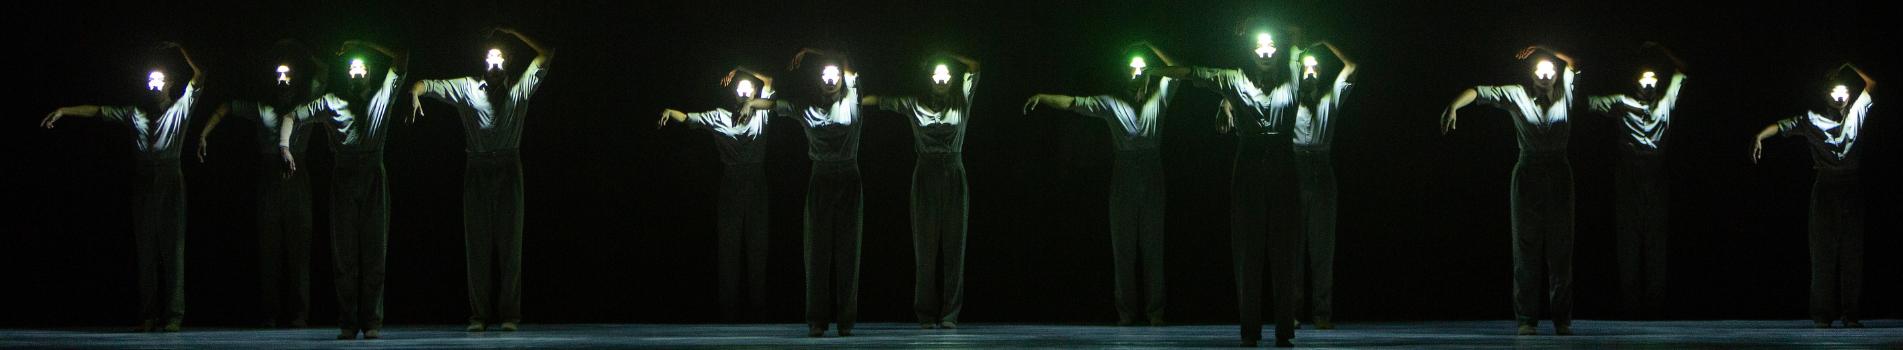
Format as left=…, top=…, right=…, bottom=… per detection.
left=42, top=112, right=59, bottom=129
left=1021, top=98, right=1038, bottom=115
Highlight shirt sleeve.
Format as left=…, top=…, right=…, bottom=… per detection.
left=1776, top=114, right=1809, bottom=138
left=511, top=57, right=551, bottom=101
left=1473, top=85, right=1512, bottom=108
left=1852, top=90, right=1874, bottom=117
left=1560, top=68, right=1577, bottom=108
left=419, top=77, right=473, bottom=105
left=1586, top=95, right=1626, bottom=114
left=1328, top=72, right=1355, bottom=111
left=1655, top=72, right=1687, bottom=113
left=173, top=81, right=202, bottom=118
left=97, top=106, right=134, bottom=124
left=877, top=96, right=918, bottom=114
left=683, top=109, right=726, bottom=131
left=961, top=72, right=980, bottom=104
left=1067, top=95, right=1117, bottom=120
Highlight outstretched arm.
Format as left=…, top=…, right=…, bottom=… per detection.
left=1441, top=88, right=1479, bottom=134
left=197, top=103, right=232, bottom=162
left=40, top=105, right=102, bottom=129
left=656, top=108, right=688, bottom=129
left=1751, top=123, right=1781, bottom=163
left=1021, top=94, right=1077, bottom=115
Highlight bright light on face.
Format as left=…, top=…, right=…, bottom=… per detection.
left=147, top=71, right=166, bottom=91
left=1638, top=71, right=1657, bottom=89
left=1831, top=85, right=1851, bottom=102
left=276, top=65, right=292, bottom=86
left=932, top=64, right=952, bottom=85
left=1302, top=55, right=1319, bottom=79
left=735, top=79, right=755, bottom=98
left=349, top=58, right=368, bottom=79
left=485, top=49, right=505, bottom=70
left=1129, top=57, right=1148, bottom=79
left=1254, top=32, right=1277, bottom=58
left=820, top=65, right=841, bottom=86
left=1535, top=60, right=1557, bottom=80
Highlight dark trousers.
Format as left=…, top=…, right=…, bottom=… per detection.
left=1808, top=170, right=1863, bottom=323
left=1294, top=149, right=1337, bottom=324
left=1613, top=151, right=1669, bottom=318
left=133, top=161, right=187, bottom=325
left=1232, top=138, right=1303, bottom=342
left=910, top=153, right=969, bottom=324
left=1110, top=150, right=1167, bottom=324
left=331, top=151, right=390, bottom=331
left=1510, top=153, right=1575, bottom=327
left=256, top=154, right=313, bottom=325
left=463, top=150, right=524, bottom=324
left=804, top=160, right=863, bottom=331
left=717, top=162, right=770, bottom=321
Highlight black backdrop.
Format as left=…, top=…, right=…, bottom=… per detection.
left=5, top=0, right=1895, bottom=327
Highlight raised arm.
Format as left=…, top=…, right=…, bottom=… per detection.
left=341, top=40, right=410, bottom=73
left=159, top=41, right=204, bottom=85
left=1135, top=41, right=1179, bottom=67
left=495, top=27, right=552, bottom=65
left=1641, top=41, right=1687, bottom=74
left=1518, top=45, right=1575, bottom=70
left=197, top=103, right=232, bottom=162
left=948, top=53, right=981, bottom=73
left=1316, top=40, right=1357, bottom=80
left=1441, top=88, right=1479, bottom=135
left=1836, top=62, right=1876, bottom=93
left=788, top=48, right=851, bottom=73
left=1021, top=94, right=1077, bottom=115
left=722, top=66, right=775, bottom=92
left=40, top=105, right=102, bottom=129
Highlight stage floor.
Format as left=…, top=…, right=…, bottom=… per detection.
left=2, top=320, right=1898, bottom=349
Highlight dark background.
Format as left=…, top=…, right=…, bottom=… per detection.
left=4, top=0, right=1895, bottom=327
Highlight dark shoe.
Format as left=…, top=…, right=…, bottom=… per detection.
left=1240, top=338, right=1259, bottom=347
left=259, top=320, right=278, bottom=328
left=288, top=319, right=308, bottom=328
left=920, top=323, right=937, bottom=329
left=938, top=321, right=957, bottom=329
left=499, top=322, right=518, bottom=332
left=1517, top=325, right=1537, bottom=335
left=807, top=326, right=826, bottom=337
left=161, top=322, right=182, bottom=332
left=838, top=326, right=853, bottom=337
left=1843, top=320, right=1864, bottom=328
left=134, top=320, right=157, bottom=332
left=337, top=329, right=359, bottom=340
left=1315, top=320, right=1336, bottom=330
left=1554, top=324, right=1574, bottom=336
left=1117, top=318, right=1136, bottom=327
left=1274, top=339, right=1294, bottom=347
left=1148, top=317, right=1167, bottom=327
left=1814, top=321, right=1833, bottom=329
left=466, top=321, right=487, bottom=332
left=362, top=329, right=382, bottom=339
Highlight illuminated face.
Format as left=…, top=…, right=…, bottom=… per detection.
left=1129, top=57, right=1147, bottom=79
left=1638, top=71, right=1658, bottom=89
left=820, top=65, right=841, bottom=87
left=1830, top=85, right=1851, bottom=105
left=735, top=79, right=756, bottom=98
left=349, top=58, right=368, bottom=79
left=1302, top=55, right=1319, bottom=80
left=276, top=65, right=292, bottom=86
left=147, top=71, right=166, bottom=92
left=485, top=49, right=505, bottom=71
left=1534, top=60, right=1557, bottom=81
left=932, top=64, right=952, bottom=85
left=1254, top=33, right=1277, bottom=59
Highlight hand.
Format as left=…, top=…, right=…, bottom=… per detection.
left=197, top=139, right=210, bottom=163
left=1217, top=100, right=1236, bottom=134
left=1516, top=46, right=1541, bottom=60
left=407, top=99, right=425, bottom=124
left=280, top=147, right=298, bottom=179
left=337, top=40, right=362, bottom=56
left=1439, top=107, right=1458, bottom=135
left=720, top=69, right=739, bottom=87
left=41, top=109, right=66, bottom=129
left=1751, top=139, right=1764, bottom=164
left=1021, top=96, right=1042, bottom=115
left=156, top=41, right=181, bottom=50
left=657, top=109, right=684, bottom=130
left=788, top=51, right=808, bottom=71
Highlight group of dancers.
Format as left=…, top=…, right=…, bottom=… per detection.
left=39, top=16, right=1874, bottom=348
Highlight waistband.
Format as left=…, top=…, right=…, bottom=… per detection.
left=135, top=156, right=182, bottom=166
left=466, top=148, right=521, bottom=158
left=916, top=152, right=964, bottom=160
